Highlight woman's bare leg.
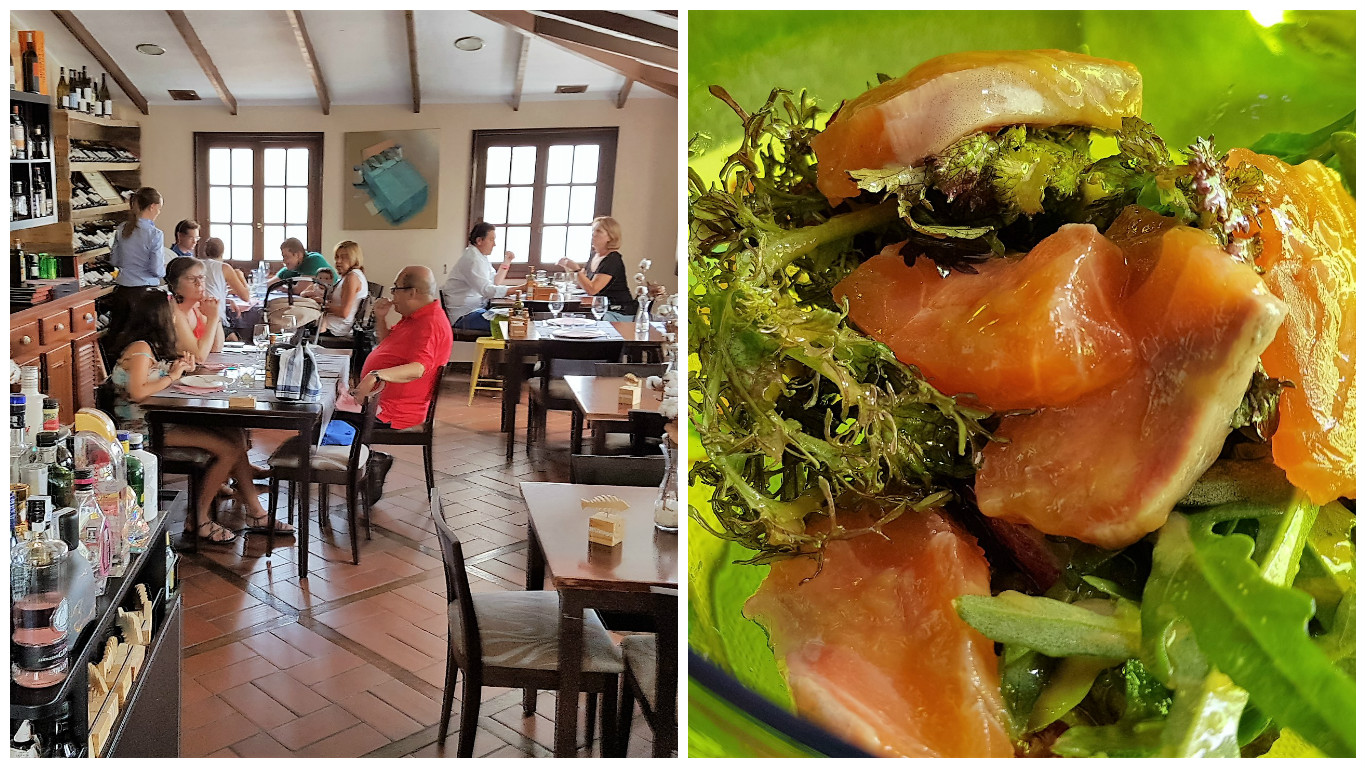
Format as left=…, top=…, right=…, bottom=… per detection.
left=163, top=428, right=241, bottom=534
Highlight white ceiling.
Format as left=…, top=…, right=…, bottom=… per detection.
left=8, top=9, right=675, bottom=110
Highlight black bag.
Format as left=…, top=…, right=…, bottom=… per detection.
left=365, top=450, right=394, bottom=506
left=351, top=324, right=377, bottom=384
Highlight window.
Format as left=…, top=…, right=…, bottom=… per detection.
left=470, top=128, right=617, bottom=272
left=194, top=133, right=324, bottom=270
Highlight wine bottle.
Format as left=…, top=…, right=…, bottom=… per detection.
left=99, top=74, right=112, bottom=117
left=55, top=67, right=68, bottom=110
left=10, top=106, right=25, bottom=159
left=32, top=175, right=48, bottom=220
left=81, top=66, right=92, bottom=113
left=21, top=41, right=37, bottom=93
left=30, top=123, right=45, bottom=160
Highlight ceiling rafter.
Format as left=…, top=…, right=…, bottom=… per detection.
left=405, top=10, right=420, bottom=113
left=615, top=78, right=633, bottom=110
left=537, top=11, right=677, bottom=49
left=284, top=10, right=330, bottom=115
left=530, top=14, right=676, bottom=69
left=474, top=11, right=677, bottom=101
left=51, top=10, right=149, bottom=115
left=166, top=10, right=237, bottom=115
left=510, top=35, right=531, bottom=112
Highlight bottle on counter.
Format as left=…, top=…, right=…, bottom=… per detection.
left=41, top=398, right=60, bottom=435
left=56, top=507, right=96, bottom=636
left=10, top=721, right=39, bottom=757
left=20, top=366, right=46, bottom=444
left=73, top=468, right=108, bottom=595
left=11, top=511, right=71, bottom=690
left=37, top=432, right=74, bottom=510
left=127, top=432, right=157, bottom=522
left=11, top=395, right=29, bottom=479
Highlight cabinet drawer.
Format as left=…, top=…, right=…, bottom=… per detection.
left=40, top=309, right=73, bottom=347
left=11, top=321, right=41, bottom=360
left=71, top=301, right=98, bottom=335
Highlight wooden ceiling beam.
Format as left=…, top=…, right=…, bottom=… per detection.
left=537, top=11, right=676, bottom=49
left=532, top=16, right=675, bottom=71
left=405, top=10, right=420, bottom=113
left=166, top=11, right=237, bottom=115
left=51, top=11, right=149, bottom=115
left=510, top=35, right=530, bottom=112
left=285, top=10, right=330, bottom=115
left=615, top=78, right=633, bottom=110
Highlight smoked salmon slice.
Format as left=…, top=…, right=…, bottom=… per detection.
left=976, top=227, right=1287, bottom=548
left=746, top=506, right=1013, bottom=758
left=812, top=49, right=1144, bottom=205
left=1225, top=149, right=1356, bottom=504
left=833, top=223, right=1134, bottom=410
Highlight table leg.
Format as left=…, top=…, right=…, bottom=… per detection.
left=556, top=590, right=586, bottom=758
left=503, top=347, right=525, bottom=459
left=297, top=460, right=312, bottom=580
left=525, top=529, right=545, bottom=591
left=570, top=411, right=584, bottom=455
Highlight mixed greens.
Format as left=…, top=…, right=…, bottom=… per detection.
left=688, top=78, right=1355, bottom=756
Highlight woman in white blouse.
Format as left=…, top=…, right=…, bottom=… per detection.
left=442, top=222, right=516, bottom=332
left=319, top=240, right=370, bottom=337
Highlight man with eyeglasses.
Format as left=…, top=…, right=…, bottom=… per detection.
left=353, top=266, right=453, bottom=429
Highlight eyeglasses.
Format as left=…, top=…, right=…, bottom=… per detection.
left=391, top=285, right=415, bottom=293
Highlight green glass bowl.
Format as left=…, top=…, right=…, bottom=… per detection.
left=686, top=9, right=1355, bottom=758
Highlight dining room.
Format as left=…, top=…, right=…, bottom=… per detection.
left=8, top=8, right=678, bottom=759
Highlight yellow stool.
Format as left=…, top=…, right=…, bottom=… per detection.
left=467, top=336, right=506, bottom=405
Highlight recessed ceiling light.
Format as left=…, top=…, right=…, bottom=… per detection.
left=136, top=43, right=165, bottom=56
left=454, top=36, right=484, bottom=52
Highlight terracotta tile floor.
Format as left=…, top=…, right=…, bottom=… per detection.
left=170, top=368, right=664, bottom=758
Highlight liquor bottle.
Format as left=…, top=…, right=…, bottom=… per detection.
left=36, top=433, right=73, bottom=510
left=21, top=41, right=38, bottom=93
left=11, top=106, right=26, bottom=159
left=30, top=121, right=45, bottom=160
left=11, top=395, right=29, bottom=479
left=73, top=468, right=108, bottom=594
left=12, top=179, right=30, bottom=219
left=19, top=367, right=45, bottom=446
left=99, top=73, right=112, bottom=117
left=55, top=67, right=68, bottom=109
left=55, top=509, right=96, bottom=636
left=31, top=175, right=48, bottom=220
left=42, top=399, right=60, bottom=435
left=24, top=245, right=41, bottom=281
left=82, top=67, right=95, bottom=114
left=126, top=433, right=157, bottom=522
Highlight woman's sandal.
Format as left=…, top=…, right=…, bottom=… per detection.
left=244, top=513, right=295, bottom=535
left=197, top=520, right=239, bottom=545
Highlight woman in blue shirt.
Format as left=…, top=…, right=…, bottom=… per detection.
left=105, top=187, right=168, bottom=345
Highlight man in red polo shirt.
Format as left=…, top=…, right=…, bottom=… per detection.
left=355, top=266, right=453, bottom=428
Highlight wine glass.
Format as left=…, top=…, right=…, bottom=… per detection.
left=547, top=291, right=564, bottom=322
left=591, top=295, right=608, bottom=322
left=253, top=323, right=269, bottom=349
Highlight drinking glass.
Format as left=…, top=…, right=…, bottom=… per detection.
left=253, top=324, right=269, bottom=348
left=547, top=291, right=564, bottom=321
left=591, top=296, right=608, bottom=322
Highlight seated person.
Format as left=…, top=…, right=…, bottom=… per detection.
left=275, top=237, right=331, bottom=280
left=163, top=218, right=199, bottom=265
left=106, top=289, right=292, bottom=544
left=353, top=266, right=453, bottom=429
left=199, top=237, right=252, bottom=337
left=165, top=256, right=224, bottom=360
left=318, top=241, right=370, bottom=337
left=442, top=222, right=516, bottom=332
left=558, top=215, right=639, bottom=321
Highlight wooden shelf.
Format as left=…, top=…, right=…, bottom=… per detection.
left=10, top=213, right=59, bottom=231
left=59, top=110, right=140, bottom=128
left=77, top=246, right=111, bottom=261
left=8, top=157, right=55, bottom=164
left=72, top=203, right=128, bottom=221
left=70, top=161, right=140, bottom=172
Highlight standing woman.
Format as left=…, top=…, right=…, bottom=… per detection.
left=558, top=215, right=638, bottom=321
left=165, top=256, right=224, bottom=360
left=320, top=240, right=370, bottom=337
left=106, top=187, right=167, bottom=342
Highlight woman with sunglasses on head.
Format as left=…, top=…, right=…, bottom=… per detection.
left=166, top=256, right=224, bottom=360
left=106, top=290, right=293, bottom=544
left=319, top=240, right=370, bottom=337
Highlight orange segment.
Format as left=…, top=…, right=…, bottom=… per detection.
left=1225, top=149, right=1356, bottom=503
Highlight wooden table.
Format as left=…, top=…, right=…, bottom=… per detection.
left=562, top=374, right=665, bottom=453
left=520, top=482, right=678, bottom=757
left=139, top=348, right=349, bottom=578
left=499, top=320, right=670, bottom=459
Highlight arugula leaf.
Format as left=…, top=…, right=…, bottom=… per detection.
left=1144, top=506, right=1356, bottom=757
left=1028, top=655, right=1116, bottom=730
left=1250, top=111, right=1354, bottom=165
left=956, top=591, right=1140, bottom=659
left=999, top=644, right=1053, bottom=740
left=1052, top=720, right=1164, bottom=757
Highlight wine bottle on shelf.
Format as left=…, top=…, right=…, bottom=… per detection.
left=79, top=66, right=89, bottom=112
left=30, top=122, right=46, bottom=160
left=99, top=74, right=112, bottom=117
left=21, top=41, right=38, bottom=93
left=85, top=68, right=96, bottom=114
left=32, top=174, right=48, bottom=220
left=11, top=106, right=26, bottom=159
left=13, top=179, right=30, bottom=219
left=55, top=67, right=68, bottom=109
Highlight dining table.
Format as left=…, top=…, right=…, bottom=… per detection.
left=139, top=345, right=350, bottom=578
left=519, top=481, right=678, bottom=757
left=561, top=374, right=666, bottom=454
left=498, top=319, right=671, bottom=459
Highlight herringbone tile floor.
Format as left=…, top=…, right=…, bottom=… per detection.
left=172, top=368, right=660, bottom=758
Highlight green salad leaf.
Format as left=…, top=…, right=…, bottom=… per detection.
left=956, top=591, right=1141, bottom=659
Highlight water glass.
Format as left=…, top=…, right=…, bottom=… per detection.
left=253, top=324, right=269, bottom=348
left=591, top=295, right=608, bottom=322
left=547, top=291, right=564, bottom=320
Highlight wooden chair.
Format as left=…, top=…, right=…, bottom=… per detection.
left=569, top=454, right=667, bottom=487
left=432, top=496, right=622, bottom=757
left=628, top=410, right=671, bottom=456
left=365, top=371, right=444, bottom=493
left=612, top=587, right=679, bottom=757
left=265, top=394, right=378, bottom=565
left=525, top=339, right=624, bottom=453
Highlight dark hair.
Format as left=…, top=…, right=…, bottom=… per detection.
left=468, top=222, right=495, bottom=245
left=165, top=256, right=203, bottom=299
left=202, top=237, right=224, bottom=260
left=107, top=288, right=177, bottom=362
left=174, top=219, right=199, bottom=237
left=121, top=187, right=162, bottom=239
left=315, top=268, right=335, bottom=279
left=280, top=237, right=306, bottom=255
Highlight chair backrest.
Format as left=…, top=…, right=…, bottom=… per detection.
left=369, top=282, right=384, bottom=301
left=628, top=410, right=671, bottom=456
left=431, top=495, right=483, bottom=666
left=535, top=340, right=624, bottom=396
left=569, top=453, right=667, bottom=487
left=594, top=363, right=668, bottom=379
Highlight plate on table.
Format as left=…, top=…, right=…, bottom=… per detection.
left=552, top=328, right=607, bottom=339
left=180, top=375, right=231, bottom=389
left=544, top=316, right=596, bottom=327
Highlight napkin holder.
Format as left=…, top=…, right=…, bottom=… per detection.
left=530, top=285, right=557, bottom=301
left=618, top=373, right=642, bottom=407
left=588, top=511, right=624, bottom=547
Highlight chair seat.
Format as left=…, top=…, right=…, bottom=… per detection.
left=449, top=591, right=623, bottom=675
left=268, top=437, right=370, bottom=471
left=622, top=634, right=657, bottom=710
left=527, top=377, right=575, bottom=405
left=452, top=328, right=488, bottom=342
left=159, top=445, right=216, bottom=467
left=372, top=423, right=428, bottom=436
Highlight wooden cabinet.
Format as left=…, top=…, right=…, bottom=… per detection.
left=40, top=341, right=74, bottom=422
left=10, top=287, right=109, bottom=423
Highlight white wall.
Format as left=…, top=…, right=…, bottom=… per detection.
left=136, top=98, right=678, bottom=291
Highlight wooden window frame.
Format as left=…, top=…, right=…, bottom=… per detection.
left=193, top=132, right=325, bottom=271
left=469, top=127, right=618, bottom=278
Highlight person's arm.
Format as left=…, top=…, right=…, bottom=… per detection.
left=145, top=226, right=166, bottom=280
left=492, top=250, right=516, bottom=286
left=224, top=266, right=251, bottom=301
left=354, top=361, right=426, bottom=399
left=208, top=313, right=224, bottom=354
left=326, top=272, right=362, bottom=320
left=372, top=297, right=395, bottom=340
left=559, top=257, right=612, bottom=295
left=121, top=343, right=194, bottom=401
left=465, top=251, right=508, bottom=301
